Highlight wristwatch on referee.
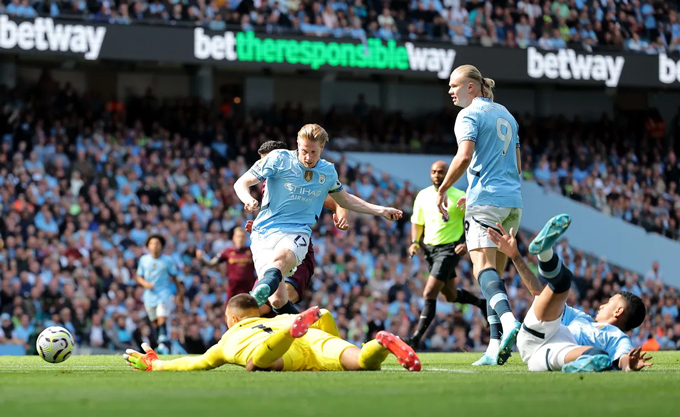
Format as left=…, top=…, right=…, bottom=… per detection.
left=411, top=240, right=420, bottom=246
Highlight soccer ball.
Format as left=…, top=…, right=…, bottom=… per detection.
left=36, top=326, right=74, bottom=363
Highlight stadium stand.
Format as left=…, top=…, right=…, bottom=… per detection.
left=2, top=0, right=680, bottom=53
left=0, top=80, right=679, bottom=356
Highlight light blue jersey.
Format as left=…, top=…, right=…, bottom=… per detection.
left=454, top=97, right=522, bottom=208
left=562, top=306, right=633, bottom=362
left=249, top=150, right=343, bottom=237
left=137, top=253, right=178, bottom=307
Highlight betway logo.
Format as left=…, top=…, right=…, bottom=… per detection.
left=194, top=30, right=455, bottom=79
left=659, top=54, right=680, bottom=84
left=0, top=16, right=106, bottom=60
left=527, top=47, right=624, bottom=87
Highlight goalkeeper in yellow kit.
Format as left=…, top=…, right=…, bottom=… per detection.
left=124, top=294, right=421, bottom=372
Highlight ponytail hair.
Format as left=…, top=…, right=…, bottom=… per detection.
left=482, top=77, right=495, bottom=101
left=454, top=65, right=496, bottom=101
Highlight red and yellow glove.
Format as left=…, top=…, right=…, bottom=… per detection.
left=124, top=343, right=162, bottom=371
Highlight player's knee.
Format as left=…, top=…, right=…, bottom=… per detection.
left=423, top=286, right=439, bottom=300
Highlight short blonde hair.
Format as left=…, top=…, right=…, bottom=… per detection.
left=297, top=124, right=329, bottom=146
left=454, top=64, right=495, bottom=101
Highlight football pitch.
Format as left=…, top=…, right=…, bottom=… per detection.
left=1, top=352, right=679, bottom=417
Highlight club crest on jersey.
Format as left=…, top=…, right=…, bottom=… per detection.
left=319, top=174, right=326, bottom=184
left=152, top=263, right=157, bottom=269
left=304, top=171, right=313, bottom=182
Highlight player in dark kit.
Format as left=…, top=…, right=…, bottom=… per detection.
left=195, top=227, right=256, bottom=301
left=245, top=140, right=348, bottom=315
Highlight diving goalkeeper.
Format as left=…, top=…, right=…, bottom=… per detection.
left=124, top=294, right=421, bottom=372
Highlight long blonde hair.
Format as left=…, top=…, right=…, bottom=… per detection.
left=297, top=123, right=329, bottom=146
left=455, top=64, right=495, bottom=101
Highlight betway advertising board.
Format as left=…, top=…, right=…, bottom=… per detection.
left=1, top=16, right=679, bottom=88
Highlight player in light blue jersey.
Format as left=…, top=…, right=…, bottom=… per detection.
left=136, top=235, right=184, bottom=354
left=487, top=214, right=652, bottom=372
left=234, top=124, right=403, bottom=315
left=436, top=65, right=523, bottom=365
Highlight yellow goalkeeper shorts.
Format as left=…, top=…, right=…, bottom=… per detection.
left=281, top=328, right=355, bottom=372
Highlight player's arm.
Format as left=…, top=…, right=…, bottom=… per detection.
left=487, top=223, right=544, bottom=296
left=309, top=309, right=341, bottom=337
left=617, top=348, right=653, bottom=372
left=125, top=342, right=228, bottom=371
left=439, top=140, right=474, bottom=195
left=195, top=249, right=223, bottom=268
left=135, top=262, right=154, bottom=290
left=330, top=189, right=402, bottom=221
left=324, top=195, right=349, bottom=231
left=516, top=147, right=522, bottom=175
left=234, top=171, right=262, bottom=212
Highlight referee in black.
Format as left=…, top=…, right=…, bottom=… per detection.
left=407, top=161, right=487, bottom=350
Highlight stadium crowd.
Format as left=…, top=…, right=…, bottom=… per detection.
left=1, top=79, right=680, bottom=357
left=2, top=0, right=680, bottom=53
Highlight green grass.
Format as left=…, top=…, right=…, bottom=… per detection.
left=1, top=352, right=679, bottom=416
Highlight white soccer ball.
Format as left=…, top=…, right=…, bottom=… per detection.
left=36, top=326, right=75, bottom=364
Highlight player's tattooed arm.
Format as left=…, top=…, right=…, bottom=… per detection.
left=487, top=223, right=543, bottom=296
left=330, top=189, right=402, bottom=221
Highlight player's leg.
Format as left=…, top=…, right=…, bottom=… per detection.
left=528, top=214, right=573, bottom=322
left=285, top=282, right=300, bottom=304
left=408, top=275, right=443, bottom=349
left=561, top=346, right=612, bottom=373
left=466, top=205, right=522, bottom=364
left=247, top=306, right=321, bottom=371
left=251, top=233, right=308, bottom=313
left=154, top=302, right=172, bottom=354
left=473, top=303, right=502, bottom=366
left=341, top=331, right=421, bottom=372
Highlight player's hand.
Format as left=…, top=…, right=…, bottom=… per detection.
left=626, top=347, right=653, bottom=372
left=244, top=198, right=260, bottom=212
left=195, top=249, right=204, bottom=259
left=487, top=223, right=519, bottom=259
left=142, top=281, right=155, bottom=290
left=245, top=220, right=253, bottom=233
left=456, top=196, right=466, bottom=210
left=124, top=343, right=161, bottom=371
left=436, top=192, right=449, bottom=221
left=333, top=212, right=349, bottom=230
left=382, top=207, right=403, bottom=221
left=408, top=243, right=420, bottom=257
left=454, top=243, right=467, bottom=255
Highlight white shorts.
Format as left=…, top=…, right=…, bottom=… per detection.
left=145, top=301, right=173, bottom=322
left=251, top=231, right=310, bottom=279
left=517, top=300, right=580, bottom=372
left=464, top=205, right=522, bottom=251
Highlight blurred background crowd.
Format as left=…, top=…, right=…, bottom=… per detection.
left=0, top=76, right=679, bottom=356
left=2, top=0, right=680, bottom=53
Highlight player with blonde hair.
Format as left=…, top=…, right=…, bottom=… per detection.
left=124, top=294, right=421, bottom=373
left=435, top=65, right=523, bottom=366
left=234, top=124, right=402, bottom=315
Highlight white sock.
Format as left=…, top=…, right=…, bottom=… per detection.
left=500, top=312, right=517, bottom=333
left=486, top=339, right=500, bottom=356
left=537, top=247, right=554, bottom=262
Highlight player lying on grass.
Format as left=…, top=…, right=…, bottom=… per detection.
left=483, top=214, right=652, bottom=372
left=124, top=294, right=421, bottom=372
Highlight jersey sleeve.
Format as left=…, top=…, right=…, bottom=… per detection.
left=155, top=340, right=228, bottom=371
left=609, top=334, right=633, bottom=362
left=136, top=258, right=145, bottom=277
left=454, top=111, right=478, bottom=144
left=561, top=305, right=591, bottom=325
left=328, top=167, right=343, bottom=194
left=411, top=192, right=425, bottom=225
left=249, top=150, right=287, bottom=182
